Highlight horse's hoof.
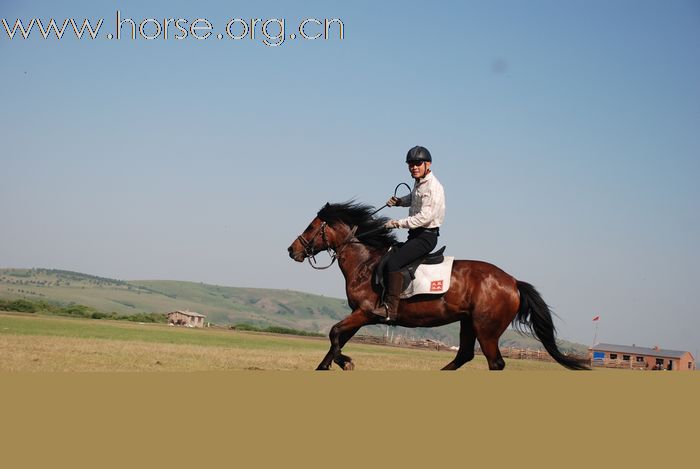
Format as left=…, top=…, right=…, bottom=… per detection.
left=343, top=361, right=355, bottom=371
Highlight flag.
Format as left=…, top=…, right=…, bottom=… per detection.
left=592, top=315, right=600, bottom=322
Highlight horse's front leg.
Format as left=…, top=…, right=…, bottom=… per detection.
left=316, top=309, right=375, bottom=371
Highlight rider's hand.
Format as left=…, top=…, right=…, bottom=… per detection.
left=386, top=196, right=400, bottom=207
left=384, top=220, right=399, bottom=229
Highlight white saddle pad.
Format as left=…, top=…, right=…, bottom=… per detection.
left=400, top=256, right=454, bottom=299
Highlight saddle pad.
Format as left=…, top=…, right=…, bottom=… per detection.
left=400, top=256, right=454, bottom=299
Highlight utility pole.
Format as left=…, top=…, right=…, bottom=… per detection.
left=591, top=315, right=600, bottom=367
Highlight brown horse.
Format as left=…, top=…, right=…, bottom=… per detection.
left=287, top=202, right=588, bottom=371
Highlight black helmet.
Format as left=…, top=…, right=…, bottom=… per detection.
left=405, top=145, right=432, bottom=163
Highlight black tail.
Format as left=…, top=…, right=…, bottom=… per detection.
left=515, top=281, right=589, bottom=370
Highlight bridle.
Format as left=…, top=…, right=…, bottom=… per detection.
left=295, top=222, right=358, bottom=270
left=294, top=183, right=410, bottom=269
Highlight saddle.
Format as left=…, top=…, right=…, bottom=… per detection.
left=373, top=245, right=448, bottom=299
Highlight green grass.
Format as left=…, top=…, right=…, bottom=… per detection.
left=232, top=323, right=324, bottom=337
left=0, top=313, right=323, bottom=351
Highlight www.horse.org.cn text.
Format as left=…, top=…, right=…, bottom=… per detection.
left=0, top=11, right=345, bottom=47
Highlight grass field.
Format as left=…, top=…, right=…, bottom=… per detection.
left=0, top=312, right=566, bottom=371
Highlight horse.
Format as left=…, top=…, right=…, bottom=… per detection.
left=287, top=201, right=589, bottom=371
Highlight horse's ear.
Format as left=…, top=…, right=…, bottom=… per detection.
left=324, top=202, right=330, bottom=208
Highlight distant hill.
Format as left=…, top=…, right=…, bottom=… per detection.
left=0, top=267, right=586, bottom=352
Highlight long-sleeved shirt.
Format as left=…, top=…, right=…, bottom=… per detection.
left=395, top=171, right=445, bottom=229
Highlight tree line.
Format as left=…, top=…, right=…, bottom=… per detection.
left=0, top=298, right=166, bottom=323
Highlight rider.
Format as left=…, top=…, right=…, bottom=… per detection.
left=373, top=145, right=445, bottom=321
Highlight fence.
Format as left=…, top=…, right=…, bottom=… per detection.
left=591, top=358, right=649, bottom=370
left=351, top=335, right=585, bottom=363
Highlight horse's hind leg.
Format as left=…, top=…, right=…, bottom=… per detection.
left=442, top=319, right=477, bottom=370
left=478, top=337, right=506, bottom=370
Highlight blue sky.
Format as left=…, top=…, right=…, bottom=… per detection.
left=1, top=0, right=699, bottom=354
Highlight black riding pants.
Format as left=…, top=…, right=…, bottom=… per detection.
left=386, top=228, right=439, bottom=273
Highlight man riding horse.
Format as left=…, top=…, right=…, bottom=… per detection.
left=377, top=145, right=445, bottom=321
left=287, top=147, right=588, bottom=371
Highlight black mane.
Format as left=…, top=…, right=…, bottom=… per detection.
left=317, top=201, right=397, bottom=249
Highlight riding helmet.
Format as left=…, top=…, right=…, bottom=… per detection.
left=405, top=146, right=432, bottom=163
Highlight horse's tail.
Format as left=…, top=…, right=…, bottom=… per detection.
left=514, top=281, right=589, bottom=370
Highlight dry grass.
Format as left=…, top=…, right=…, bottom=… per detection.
left=0, top=333, right=565, bottom=372
left=0, top=313, right=565, bottom=371
left=0, top=334, right=322, bottom=371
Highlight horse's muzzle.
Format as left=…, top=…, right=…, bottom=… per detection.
left=287, top=245, right=304, bottom=262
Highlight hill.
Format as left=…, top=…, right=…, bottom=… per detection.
left=0, top=267, right=586, bottom=352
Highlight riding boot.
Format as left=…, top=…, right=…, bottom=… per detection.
left=372, top=271, right=404, bottom=322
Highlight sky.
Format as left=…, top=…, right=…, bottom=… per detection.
left=1, top=0, right=699, bottom=354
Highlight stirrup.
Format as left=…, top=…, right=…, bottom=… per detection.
left=371, top=304, right=390, bottom=321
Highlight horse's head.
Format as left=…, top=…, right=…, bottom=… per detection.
left=288, top=205, right=350, bottom=263
left=288, top=216, right=328, bottom=262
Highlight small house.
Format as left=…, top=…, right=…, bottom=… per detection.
left=167, top=310, right=206, bottom=328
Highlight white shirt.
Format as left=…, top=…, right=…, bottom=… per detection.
left=395, top=171, right=445, bottom=229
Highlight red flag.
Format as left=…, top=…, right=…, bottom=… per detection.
left=592, top=315, right=600, bottom=321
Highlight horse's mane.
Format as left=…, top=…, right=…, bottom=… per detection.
left=317, top=201, right=397, bottom=249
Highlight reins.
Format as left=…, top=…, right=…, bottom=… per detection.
left=301, top=222, right=391, bottom=270
left=300, top=223, right=358, bottom=270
